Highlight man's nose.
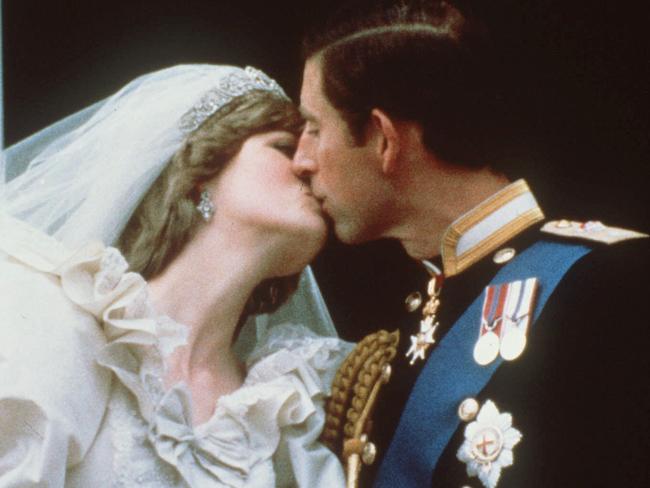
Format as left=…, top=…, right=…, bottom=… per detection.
left=292, top=134, right=317, bottom=178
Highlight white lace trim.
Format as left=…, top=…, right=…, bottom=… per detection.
left=108, top=383, right=182, bottom=487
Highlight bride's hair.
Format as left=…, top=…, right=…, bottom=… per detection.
left=118, top=90, right=304, bottom=315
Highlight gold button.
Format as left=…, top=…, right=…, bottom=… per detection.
left=458, top=398, right=480, bottom=422
left=362, top=441, right=377, bottom=465
left=380, top=364, right=392, bottom=383
left=404, top=291, right=423, bottom=312
left=493, top=247, right=516, bottom=264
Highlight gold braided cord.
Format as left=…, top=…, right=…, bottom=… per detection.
left=344, top=331, right=399, bottom=440
left=321, top=332, right=380, bottom=449
left=321, top=329, right=400, bottom=455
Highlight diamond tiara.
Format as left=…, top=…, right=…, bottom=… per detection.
left=178, top=66, right=288, bottom=133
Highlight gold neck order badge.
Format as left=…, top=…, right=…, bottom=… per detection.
left=405, top=271, right=444, bottom=365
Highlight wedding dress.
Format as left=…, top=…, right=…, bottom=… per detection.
left=0, top=64, right=350, bottom=487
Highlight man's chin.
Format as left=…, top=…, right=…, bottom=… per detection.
left=332, top=220, right=371, bottom=245
left=323, top=208, right=379, bottom=244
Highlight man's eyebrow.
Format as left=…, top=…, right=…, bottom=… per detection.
left=299, top=106, right=318, bottom=123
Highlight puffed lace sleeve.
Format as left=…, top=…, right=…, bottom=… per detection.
left=0, top=214, right=112, bottom=486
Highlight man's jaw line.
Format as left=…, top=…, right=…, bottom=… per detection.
left=376, top=217, right=445, bottom=260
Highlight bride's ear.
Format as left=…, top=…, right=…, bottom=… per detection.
left=369, top=108, right=400, bottom=175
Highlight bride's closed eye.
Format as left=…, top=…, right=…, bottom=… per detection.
left=271, top=140, right=297, bottom=158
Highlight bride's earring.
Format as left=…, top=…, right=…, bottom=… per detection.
left=196, top=189, right=215, bottom=221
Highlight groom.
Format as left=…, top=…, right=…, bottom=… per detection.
left=292, top=1, right=648, bottom=487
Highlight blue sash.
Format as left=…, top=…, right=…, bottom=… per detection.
left=374, top=240, right=591, bottom=488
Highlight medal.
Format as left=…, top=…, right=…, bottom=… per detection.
left=474, top=278, right=539, bottom=365
left=499, top=277, right=538, bottom=361
left=473, top=283, right=507, bottom=365
left=499, top=327, right=527, bottom=361
left=473, top=330, right=500, bottom=366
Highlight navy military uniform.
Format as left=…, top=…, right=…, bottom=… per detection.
left=348, top=180, right=649, bottom=487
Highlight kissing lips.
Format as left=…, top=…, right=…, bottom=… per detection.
left=300, top=188, right=325, bottom=215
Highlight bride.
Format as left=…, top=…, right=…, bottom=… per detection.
left=0, top=65, right=350, bottom=486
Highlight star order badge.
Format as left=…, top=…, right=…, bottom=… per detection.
left=457, top=400, right=522, bottom=488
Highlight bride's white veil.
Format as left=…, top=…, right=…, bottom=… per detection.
left=0, top=64, right=337, bottom=355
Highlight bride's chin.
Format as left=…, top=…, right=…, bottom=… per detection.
left=302, top=222, right=328, bottom=253
left=291, top=211, right=327, bottom=245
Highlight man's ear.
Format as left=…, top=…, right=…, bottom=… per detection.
left=369, top=108, right=400, bottom=175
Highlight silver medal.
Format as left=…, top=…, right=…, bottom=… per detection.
left=473, top=330, right=500, bottom=366
left=499, top=328, right=527, bottom=360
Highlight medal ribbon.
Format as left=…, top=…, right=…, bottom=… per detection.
left=480, top=282, right=508, bottom=337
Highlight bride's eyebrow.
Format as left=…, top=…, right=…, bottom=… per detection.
left=269, top=131, right=297, bottom=143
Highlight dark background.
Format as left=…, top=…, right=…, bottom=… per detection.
left=4, top=0, right=649, bottom=340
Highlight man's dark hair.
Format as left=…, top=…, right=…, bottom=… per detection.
left=303, top=0, right=514, bottom=169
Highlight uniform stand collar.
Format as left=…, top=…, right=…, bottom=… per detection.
left=439, top=179, right=544, bottom=277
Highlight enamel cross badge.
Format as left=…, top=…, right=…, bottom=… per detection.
left=457, top=400, right=522, bottom=488
left=406, top=315, right=438, bottom=365
left=405, top=273, right=443, bottom=365
left=473, top=277, right=539, bottom=366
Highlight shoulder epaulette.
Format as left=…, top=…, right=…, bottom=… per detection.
left=541, top=219, right=648, bottom=244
